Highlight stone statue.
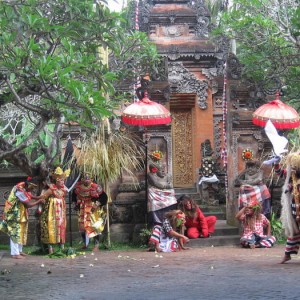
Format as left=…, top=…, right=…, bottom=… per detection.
left=147, top=151, right=177, bottom=226
left=236, top=160, right=271, bottom=216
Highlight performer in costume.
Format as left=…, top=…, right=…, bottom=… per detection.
left=236, top=200, right=276, bottom=248
left=72, top=173, right=107, bottom=251
left=275, top=153, right=300, bottom=263
left=0, top=177, right=44, bottom=259
left=40, top=167, right=70, bottom=254
left=148, top=210, right=189, bottom=252
left=147, top=150, right=177, bottom=225
left=178, top=195, right=217, bottom=238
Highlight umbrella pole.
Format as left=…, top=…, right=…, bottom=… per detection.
left=144, top=129, right=148, bottom=225
left=68, top=191, right=73, bottom=247
left=106, top=202, right=111, bottom=248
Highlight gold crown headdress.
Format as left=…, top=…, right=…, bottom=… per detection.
left=52, top=167, right=71, bottom=180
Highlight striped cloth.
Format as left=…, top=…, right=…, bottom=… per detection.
left=148, top=186, right=177, bottom=212
left=284, top=233, right=300, bottom=255
left=238, top=184, right=271, bottom=208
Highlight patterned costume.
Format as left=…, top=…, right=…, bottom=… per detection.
left=0, top=182, right=31, bottom=245
left=149, top=220, right=179, bottom=252
left=0, top=179, right=42, bottom=257
left=73, top=181, right=107, bottom=242
left=236, top=200, right=276, bottom=248
left=149, top=211, right=187, bottom=252
left=40, top=183, right=68, bottom=245
left=275, top=153, right=300, bottom=260
left=239, top=213, right=276, bottom=248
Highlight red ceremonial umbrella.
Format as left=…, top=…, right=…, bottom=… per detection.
left=121, top=90, right=171, bottom=224
left=252, top=92, right=300, bottom=129
left=121, top=91, right=171, bottom=126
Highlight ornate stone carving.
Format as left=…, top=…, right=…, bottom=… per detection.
left=138, top=0, right=153, bottom=32
left=213, top=116, right=223, bottom=159
left=231, top=130, right=265, bottom=176
left=227, top=54, right=242, bottom=80
left=187, top=0, right=210, bottom=16
left=162, top=25, right=187, bottom=37
left=172, top=110, right=194, bottom=186
left=167, top=45, right=181, bottom=60
left=195, top=16, right=209, bottom=37
left=168, top=62, right=208, bottom=109
left=146, top=132, right=172, bottom=175
left=168, top=10, right=177, bottom=24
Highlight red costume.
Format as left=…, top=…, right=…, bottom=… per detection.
left=184, top=207, right=216, bottom=239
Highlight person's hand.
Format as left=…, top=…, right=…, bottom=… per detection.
left=39, top=198, right=45, bottom=204
left=182, top=236, right=190, bottom=243
left=181, top=246, right=190, bottom=250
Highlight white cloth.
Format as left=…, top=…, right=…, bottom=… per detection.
left=199, top=174, right=219, bottom=185
left=10, top=239, right=23, bottom=256
left=264, top=120, right=288, bottom=156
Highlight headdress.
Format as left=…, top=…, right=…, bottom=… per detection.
left=248, top=200, right=261, bottom=210
left=286, top=152, right=300, bottom=170
left=52, top=166, right=71, bottom=180
left=25, top=176, right=38, bottom=187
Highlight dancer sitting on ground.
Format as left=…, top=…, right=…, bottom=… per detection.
left=235, top=200, right=276, bottom=249
left=177, top=195, right=216, bottom=239
left=0, top=177, right=44, bottom=259
left=148, top=210, right=190, bottom=252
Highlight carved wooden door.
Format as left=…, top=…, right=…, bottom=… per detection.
left=171, top=109, right=194, bottom=187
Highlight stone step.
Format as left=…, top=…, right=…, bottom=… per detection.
left=188, top=235, right=241, bottom=248
left=174, top=188, right=198, bottom=198
left=204, top=211, right=226, bottom=220
left=185, top=220, right=240, bottom=248
left=213, top=220, right=239, bottom=235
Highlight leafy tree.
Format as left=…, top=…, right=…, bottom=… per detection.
left=0, top=0, right=160, bottom=177
left=213, top=0, right=300, bottom=102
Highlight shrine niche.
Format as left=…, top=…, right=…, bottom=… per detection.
left=146, top=132, right=172, bottom=176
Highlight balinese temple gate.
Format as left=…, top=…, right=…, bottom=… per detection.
left=0, top=0, right=283, bottom=244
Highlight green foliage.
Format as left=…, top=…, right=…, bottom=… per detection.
left=99, top=241, right=141, bottom=251
left=270, top=212, right=285, bottom=244
left=213, top=0, right=300, bottom=100
left=138, top=226, right=152, bottom=247
left=0, top=0, right=160, bottom=176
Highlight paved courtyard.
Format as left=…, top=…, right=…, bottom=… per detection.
left=1, top=244, right=300, bottom=300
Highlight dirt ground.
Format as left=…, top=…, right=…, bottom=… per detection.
left=1, top=244, right=300, bottom=300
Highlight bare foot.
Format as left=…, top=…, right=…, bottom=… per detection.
left=155, top=246, right=163, bottom=253
left=249, top=244, right=256, bottom=249
left=20, top=252, right=27, bottom=257
left=92, top=246, right=99, bottom=252
left=11, top=255, right=24, bottom=259
left=280, top=254, right=291, bottom=264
